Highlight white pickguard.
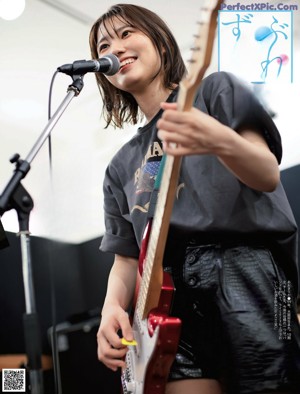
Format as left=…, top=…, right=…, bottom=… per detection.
left=121, top=313, right=159, bottom=394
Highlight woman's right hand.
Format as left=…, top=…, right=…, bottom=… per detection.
left=97, top=304, right=134, bottom=371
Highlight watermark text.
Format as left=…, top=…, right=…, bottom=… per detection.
left=220, top=3, right=298, bottom=11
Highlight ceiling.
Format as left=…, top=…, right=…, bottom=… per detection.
left=0, top=0, right=299, bottom=243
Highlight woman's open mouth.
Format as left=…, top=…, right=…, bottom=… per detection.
left=119, top=57, right=137, bottom=71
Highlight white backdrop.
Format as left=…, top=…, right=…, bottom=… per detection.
left=0, top=0, right=299, bottom=243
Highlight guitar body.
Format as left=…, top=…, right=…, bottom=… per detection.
left=121, top=271, right=181, bottom=394
left=122, top=221, right=181, bottom=394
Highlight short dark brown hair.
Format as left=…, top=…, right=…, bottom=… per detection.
left=89, top=3, right=186, bottom=128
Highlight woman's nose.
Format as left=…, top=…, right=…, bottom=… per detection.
left=110, top=40, right=126, bottom=57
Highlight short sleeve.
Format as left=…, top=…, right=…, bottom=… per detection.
left=100, top=164, right=140, bottom=258
left=198, top=72, right=282, bottom=164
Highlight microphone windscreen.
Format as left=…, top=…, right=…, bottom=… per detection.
left=104, top=54, right=120, bottom=76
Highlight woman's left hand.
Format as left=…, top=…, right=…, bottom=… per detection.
left=157, top=102, right=280, bottom=192
left=157, top=102, right=232, bottom=156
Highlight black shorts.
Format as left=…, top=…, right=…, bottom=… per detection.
left=164, top=241, right=300, bottom=394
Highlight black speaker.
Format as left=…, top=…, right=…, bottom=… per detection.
left=49, top=316, right=121, bottom=394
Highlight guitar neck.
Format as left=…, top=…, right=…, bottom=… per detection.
left=136, top=0, right=223, bottom=321
left=136, top=154, right=182, bottom=319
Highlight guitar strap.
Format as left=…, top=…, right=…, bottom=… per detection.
left=147, top=153, right=167, bottom=220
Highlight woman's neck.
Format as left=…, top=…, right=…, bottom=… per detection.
left=133, top=80, right=174, bottom=123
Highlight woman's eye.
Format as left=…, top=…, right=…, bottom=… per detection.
left=99, top=43, right=109, bottom=52
left=122, top=30, right=131, bottom=38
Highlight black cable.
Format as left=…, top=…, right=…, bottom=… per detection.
left=47, top=70, right=62, bottom=394
left=47, top=70, right=59, bottom=170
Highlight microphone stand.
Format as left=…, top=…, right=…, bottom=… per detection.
left=0, top=219, right=9, bottom=249
left=0, top=74, right=84, bottom=394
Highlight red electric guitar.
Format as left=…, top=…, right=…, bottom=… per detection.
left=121, top=1, right=223, bottom=393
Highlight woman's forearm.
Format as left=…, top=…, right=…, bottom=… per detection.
left=102, top=254, right=138, bottom=314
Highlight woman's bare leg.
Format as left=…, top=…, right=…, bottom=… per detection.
left=165, top=378, right=223, bottom=394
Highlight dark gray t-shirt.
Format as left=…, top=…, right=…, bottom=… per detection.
left=100, top=72, right=298, bottom=289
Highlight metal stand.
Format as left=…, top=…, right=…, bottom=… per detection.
left=0, top=75, right=84, bottom=394
left=0, top=218, right=8, bottom=249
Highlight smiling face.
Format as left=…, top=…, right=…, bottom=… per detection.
left=89, top=4, right=186, bottom=128
left=96, top=17, right=164, bottom=95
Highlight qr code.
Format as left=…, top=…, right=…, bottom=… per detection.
left=2, top=369, right=26, bottom=392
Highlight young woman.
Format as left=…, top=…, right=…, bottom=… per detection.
left=89, top=4, right=300, bottom=394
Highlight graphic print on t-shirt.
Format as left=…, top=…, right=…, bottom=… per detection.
left=131, top=140, right=185, bottom=214
left=134, top=141, right=164, bottom=194
left=136, top=159, right=161, bottom=194
left=131, top=141, right=163, bottom=213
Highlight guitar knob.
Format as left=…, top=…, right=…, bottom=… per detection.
left=125, top=381, right=136, bottom=393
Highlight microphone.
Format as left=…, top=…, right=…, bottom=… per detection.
left=57, top=54, right=120, bottom=76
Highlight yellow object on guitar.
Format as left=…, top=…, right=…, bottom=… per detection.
left=121, top=338, right=137, bottom=346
